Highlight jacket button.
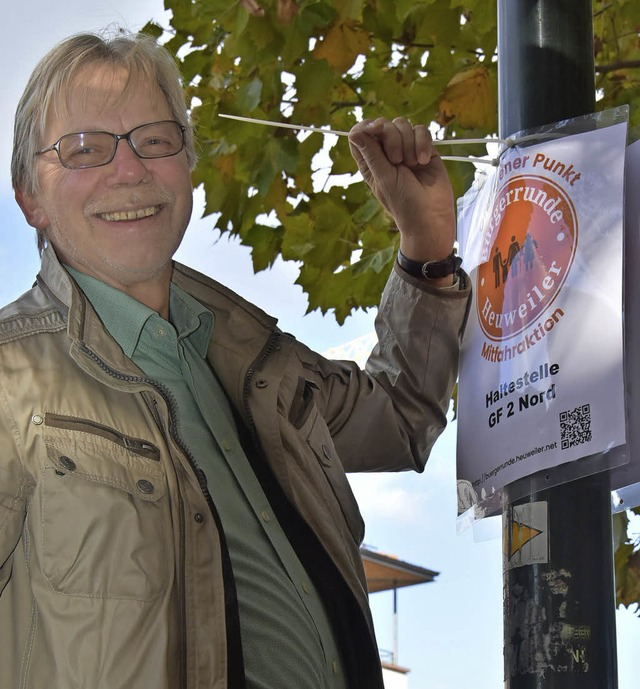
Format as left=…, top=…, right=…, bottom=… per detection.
left=194, top=513, right=205, bottom=524
left=255, top=378, right=269, bottom=389
left=322, top=445, right=333, bottom=464
left=137, top=479, right=155, bottom=494
left=32, top=414, right=44, bottom=425
left=59, top=455, right=76, bottom=471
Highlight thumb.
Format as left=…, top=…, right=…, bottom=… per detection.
left=348, top=129, right=394, bottom=183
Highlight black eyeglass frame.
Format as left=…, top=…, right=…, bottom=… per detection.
left=35, top=120, right=187, bottom=170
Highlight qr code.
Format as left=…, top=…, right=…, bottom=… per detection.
left=559, top=404, right=592, bottom=450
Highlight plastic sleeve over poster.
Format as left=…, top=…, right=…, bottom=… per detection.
left=456, top=108, right=629, bottom=521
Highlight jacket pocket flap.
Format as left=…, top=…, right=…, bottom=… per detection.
left=44, top=437, right=166, bottom=503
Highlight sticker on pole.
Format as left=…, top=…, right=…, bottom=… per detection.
left=456, top=110, right=628, bottom=519
left=504, top=501, right=548, bottom=570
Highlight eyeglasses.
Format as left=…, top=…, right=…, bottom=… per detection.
left=35, top=120, right=187, bottom=170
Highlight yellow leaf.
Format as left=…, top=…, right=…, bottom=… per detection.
left=313, top=20, right=370, bottom=73
left=217, top=153, right=236, bottom=183
left=437, top=66, right=497, bottom=130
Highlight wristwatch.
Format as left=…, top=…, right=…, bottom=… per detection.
left=396, top=249, right=462, bottom=280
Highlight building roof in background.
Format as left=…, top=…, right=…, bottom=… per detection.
left=361, top=547, right=438, bottom=593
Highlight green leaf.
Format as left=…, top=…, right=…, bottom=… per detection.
left=281, top=213, right=315, bottom=261
left=140, top=21, right=164, bottom=39
left=329, top=136, right=358, bottom=175
left=242, top=223, right=285, bottom=271
left=336, top=0, right=366, bottom=21
left=461, top=0, right=497, bottom=36
left=292, top=60, right=336, bottom=124
left=236, top=77, right=263, bottom=112
left=351, top=244, right=396, bottom=276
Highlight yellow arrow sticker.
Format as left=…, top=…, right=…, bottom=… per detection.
left=510, top=520, right=543, bottom=558
left=505, top=501, right=549, bottom=569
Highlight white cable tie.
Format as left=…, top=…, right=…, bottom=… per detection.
left=443, top=155, right=498, bottom=166
left=436, top=137, right=509, bottom=146
left=219, top=113, right=349, bottom=137
left=503, top=132, right=565, bottom=147
left=218, top=113, right=509, bottom=153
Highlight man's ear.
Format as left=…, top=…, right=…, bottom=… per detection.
left=15, top=188, right=49, bottom=230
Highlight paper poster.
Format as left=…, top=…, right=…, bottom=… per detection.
left=611, top=137, right=640, bottom=506
left=456, top=115, right=628, bottom=515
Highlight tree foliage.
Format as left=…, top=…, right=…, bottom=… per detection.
left=144, top=0, right=500, bottom=323
left=144, top=0, right=639, bottom=322
left=145, top=0, right=640, bottom=610
left=144, top=0, right=639, bottom=323
left=615, top=507, right=640, bottom=615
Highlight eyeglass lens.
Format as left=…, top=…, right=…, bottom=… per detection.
left=58, top=121, right=184, bottom=169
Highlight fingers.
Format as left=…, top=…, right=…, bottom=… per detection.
left=349, top=117, right=436, bottom=169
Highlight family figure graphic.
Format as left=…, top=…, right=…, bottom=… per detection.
left=492, top=233, right=539, bottom=288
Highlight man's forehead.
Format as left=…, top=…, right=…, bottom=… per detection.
left=49, top=63, right=162, bottom=128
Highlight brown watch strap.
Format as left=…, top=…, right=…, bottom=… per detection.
left=396, top=249, right=462, bottom=279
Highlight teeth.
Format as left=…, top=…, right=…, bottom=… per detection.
left=99, top=206, right=160, bottom=222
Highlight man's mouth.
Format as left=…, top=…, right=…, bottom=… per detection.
left=98, top=205, right=162, bottom=222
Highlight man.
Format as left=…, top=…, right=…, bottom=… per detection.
left=1, top=31, right=470, bottom=689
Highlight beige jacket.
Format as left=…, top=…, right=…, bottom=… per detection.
left=0, top=245, right=470, bottom=689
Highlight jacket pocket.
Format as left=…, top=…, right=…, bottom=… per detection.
left=304, top=406, right=365, bottom=545
left=39, top=425, right=169, bottom=602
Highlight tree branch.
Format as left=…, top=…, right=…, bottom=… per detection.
left=596, top=60, right=640, bottom=74
left=593, top=3, right=613, bottom=19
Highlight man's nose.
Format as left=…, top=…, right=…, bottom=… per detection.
left=107, top=138, right=150, bottom=182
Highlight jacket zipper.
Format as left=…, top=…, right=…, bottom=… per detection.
left=44, top=413, right=160, bottom=460
left=241, top=332, right=282, bottom=442
left=79, top=343, right=215, bottom=689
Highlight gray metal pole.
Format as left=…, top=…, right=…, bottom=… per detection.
left=498, top=1, right=618, bottom=687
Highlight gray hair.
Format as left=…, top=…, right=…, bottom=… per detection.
left=11, top=30, right=196, bottom=252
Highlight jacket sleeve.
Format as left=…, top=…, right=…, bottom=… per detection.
left=309, top=265, right=471, bottom=473
left=0, top=381, right=29, bottom=595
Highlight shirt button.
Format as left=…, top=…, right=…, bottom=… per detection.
left=332, top=660, right=339, bottom=674
left=222, top=438, right=232, bottom=451
left=301, top=581, right=310, bottom=594
left=137, top=479, right=155, bottom=494
left=261, top=510, right=271, bottom=523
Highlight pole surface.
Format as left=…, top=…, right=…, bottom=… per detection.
left=498, top=1, right=618, bottom=687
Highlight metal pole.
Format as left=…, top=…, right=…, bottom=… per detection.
left=498, top=1, right=618, bottom=687
left=392, top=585, right=398, bottom=665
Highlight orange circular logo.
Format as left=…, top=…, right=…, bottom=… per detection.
left=477, top=175, right=577, bottom=341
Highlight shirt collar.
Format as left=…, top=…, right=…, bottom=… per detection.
left=169, top=284, right=214, bottom=357
left=66, top=266, right=214, bottom=359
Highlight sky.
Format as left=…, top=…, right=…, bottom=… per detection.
left=2, top=4, right=639, bottom=689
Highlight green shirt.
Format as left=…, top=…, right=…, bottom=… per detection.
left=68, top=268, right=347, bottom=689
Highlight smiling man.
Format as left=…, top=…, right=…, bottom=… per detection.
left=1, top=31, right=470, bottom=689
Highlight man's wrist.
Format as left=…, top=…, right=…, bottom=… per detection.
left=396, top=248, right=462, bottom=281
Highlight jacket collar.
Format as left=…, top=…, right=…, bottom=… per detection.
left=37, top=243, right=281, bottom=406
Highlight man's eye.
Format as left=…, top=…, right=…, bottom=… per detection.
left=142, top=137, right=170, bottom=147
left=136, top=136, right=176, bottom=155
left=62, top=138, right=111, bottom=165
